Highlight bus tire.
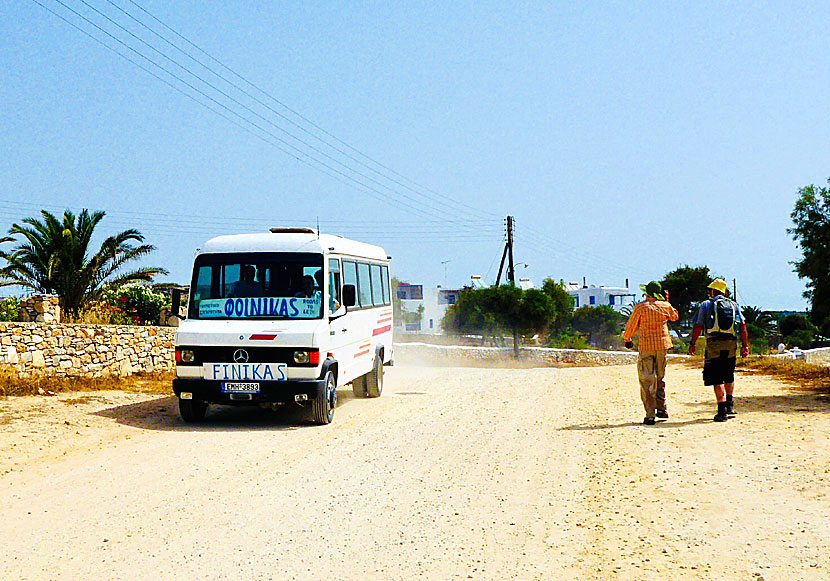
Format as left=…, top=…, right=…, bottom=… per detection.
left=352, top=375, right=368, bottom=398
left=179, top=398, right=208, bottom=423
left=365, top=354, right=383, bottom=398
left=313, top=370, right=336, bottom=425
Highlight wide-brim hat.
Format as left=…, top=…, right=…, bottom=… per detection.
left=639, top=281, right=665, bottom=300
left=708, top=278, right=728, bottom=294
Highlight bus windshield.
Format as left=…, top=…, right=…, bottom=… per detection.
left=189, top=252, right=324, bottom=320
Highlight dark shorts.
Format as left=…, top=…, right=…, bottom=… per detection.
left=702, top=337, right=738, bottom=386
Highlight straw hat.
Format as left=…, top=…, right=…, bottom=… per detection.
left=639, top=281, right=665, bottom=300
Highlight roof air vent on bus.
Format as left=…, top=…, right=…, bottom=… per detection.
left=269, top=227, right=317, bottom=234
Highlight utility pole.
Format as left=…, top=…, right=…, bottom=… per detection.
left=493, top=216, right=519, bottom=357
left=733, top=278, right=737, bottom=299
left=507, top=216, right=516, bottom=287
left=507, top=216, right=519, bottom=358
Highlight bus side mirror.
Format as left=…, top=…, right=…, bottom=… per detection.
left=171, top=289, right=182, bottom=316
left=167, top=289, right=185, bottom=325
left=343, top=284, right=356, bottom=307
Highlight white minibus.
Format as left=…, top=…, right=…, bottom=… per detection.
left=173, top=228, right=393, bottom=424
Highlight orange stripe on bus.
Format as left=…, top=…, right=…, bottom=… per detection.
left=354, top=349, right=371, bottom=358
left=373, top=325, right=391, bottom=336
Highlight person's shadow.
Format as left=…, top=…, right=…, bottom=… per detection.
left=558, top=391, right=830, bottom=431
left=559, top=418, right=710, bottom=431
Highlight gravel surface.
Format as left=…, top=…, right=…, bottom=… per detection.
left=1, top=363, right=828, bottom=580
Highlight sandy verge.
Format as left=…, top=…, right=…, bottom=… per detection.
left=0, top=363, right=828, bottom=580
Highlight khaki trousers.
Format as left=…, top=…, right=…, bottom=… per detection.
left=637, top=350, right=667, bottom=419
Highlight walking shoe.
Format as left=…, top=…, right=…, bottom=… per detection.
left=656, top=410, right=669, bottom=419
left=714, top=401, right=729, bottom=422
left=713, top=412, right=728, bottom=422
left=643, top=417, right=656, bottom=425
left=725, top=404, right=736, bottom=416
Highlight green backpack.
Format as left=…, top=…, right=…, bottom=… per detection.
left=710, top=297, right=737, bottom=335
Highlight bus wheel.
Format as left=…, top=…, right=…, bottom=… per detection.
left=365, top=355, right=383, bottom=398
left=352, top=375, right=368, bottom=398
left=179, top=399, right=208, bottom=423
left=313, top=370, right=336, bottom=425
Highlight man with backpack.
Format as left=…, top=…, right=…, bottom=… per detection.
left=688, top=278, right=750, bottom=422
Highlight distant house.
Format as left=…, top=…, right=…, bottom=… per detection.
left=565, top=281, right=637, bottom=313
left=398, top=283, right=460, bottom=334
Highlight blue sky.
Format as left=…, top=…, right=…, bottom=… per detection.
left=2, top=1, right=829, bottom=310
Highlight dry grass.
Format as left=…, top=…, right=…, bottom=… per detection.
left=0, top=366, right=175, bottom=398
left=735, top=357, right=830, bottom=392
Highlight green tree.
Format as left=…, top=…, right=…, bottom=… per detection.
left=0, top=209, right=167, bottom=318
left=660, top=265, right=714, bottom=327
left=571, top=305, right=625, bottom=347
left=789, top=179, right=830, bottom=326
left=540, top=278, right=575, bottom=331
left=778, top=313, right=817, bottom=348
left=443, top=285, right=556, bottom=338
left=517, top=288, right=557, bottom=335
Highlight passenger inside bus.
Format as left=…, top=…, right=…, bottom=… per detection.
left=230, top=265, right=263, bottom=297
left=294, top=275, right=321, bottom=299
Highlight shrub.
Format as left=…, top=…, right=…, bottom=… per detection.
left=67, top=301, right=133, bottom=325
left=0, top=297, right=19, bottom=322
left=547, top=331, right=590, bottom=349
left=784, top=329, right=815, bottom=350
left=101, top=284, right=170, bottom=325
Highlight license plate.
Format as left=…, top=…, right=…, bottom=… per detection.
left=222, top=382, right=260, bottom=393
left=203, top=363, right=287, bottom=381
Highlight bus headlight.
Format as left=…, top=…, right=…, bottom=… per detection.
left=179, top=349, right=195, bottom=363
left=293, top=350, right=320, bottom=364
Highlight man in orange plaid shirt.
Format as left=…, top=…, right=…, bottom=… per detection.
left=623, top=281, right=679, bottom=425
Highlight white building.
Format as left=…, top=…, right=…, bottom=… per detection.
left=564, top=281, right=638, bottom=313
left=397, top=283, right=460, bottom=334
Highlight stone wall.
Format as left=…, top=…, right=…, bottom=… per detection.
left=18, top=295, right=61, bottom=323
left=804, top=347, right=830, bottom=365
left=394, top=342, right=688, bottom=367
left=0, top=322, right=174, bottom=377
left=772, top=347, right=830, bottom=365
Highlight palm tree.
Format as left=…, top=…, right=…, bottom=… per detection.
left=0, top=209, right=168, bottom=317
left=742, top=305, right=776, bottom=335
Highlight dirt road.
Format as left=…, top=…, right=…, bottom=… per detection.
left=1, top=363, right=829, bottom=580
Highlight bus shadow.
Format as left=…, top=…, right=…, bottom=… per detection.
left=94, top=388, right=358, bottom=432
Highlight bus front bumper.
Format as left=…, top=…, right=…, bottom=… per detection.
left=173, top=378, right=325, bottom=405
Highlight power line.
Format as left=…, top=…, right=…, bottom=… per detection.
left=0, top=198, right=495, bottom=232
left=105, top=0, right=498, bottom=222
left=42, top=0, right=464, bottom=223
left=33, top=0, right=500, bottom=228
left=122, top=0, right=495, bottom=221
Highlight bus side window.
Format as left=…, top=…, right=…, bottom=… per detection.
left=381, top=265, right=390, bottom=306
left=328, top=258, right=342, bottom=314
left=357, top=262, right=372, bottom=307
left=370, top=264, right=383, bottom=307
left=343, top=260, right=358, bottom=308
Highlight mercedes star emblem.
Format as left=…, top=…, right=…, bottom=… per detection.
left=233, top=349, right=249, bottom=363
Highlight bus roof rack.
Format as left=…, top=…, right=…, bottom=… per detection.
left=269, top=227, right=317, bottom=234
